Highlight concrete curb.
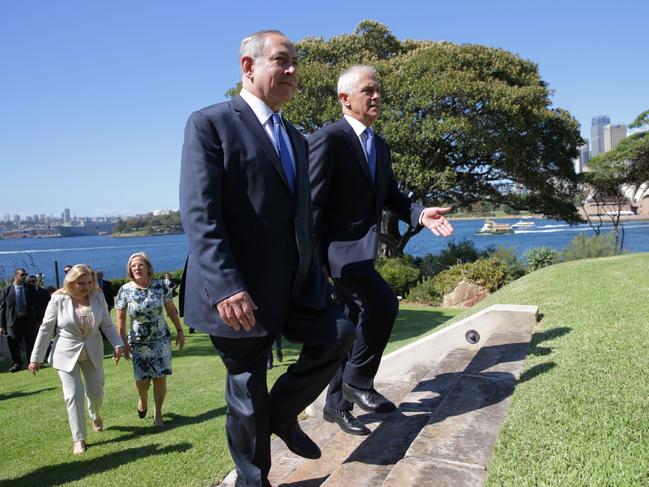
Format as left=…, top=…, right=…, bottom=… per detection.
left=305, top=304, right=538, bottom=417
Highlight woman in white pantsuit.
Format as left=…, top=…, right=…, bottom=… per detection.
left=28, top=264, right=124, bottom=454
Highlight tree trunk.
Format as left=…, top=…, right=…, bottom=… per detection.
left=383, top=211, right=423, bottom=257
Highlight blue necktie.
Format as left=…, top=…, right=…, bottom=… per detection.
left=16, top=285, right=26, bottom=315
left=271, top=114, right=296, bottom=193
left=364, top=128, right=376, bottom=184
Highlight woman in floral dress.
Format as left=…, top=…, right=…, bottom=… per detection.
left=116, top=252, right=184, bottom=427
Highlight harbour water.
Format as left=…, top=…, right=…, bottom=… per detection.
left=1, top=218, right=648, bottom=286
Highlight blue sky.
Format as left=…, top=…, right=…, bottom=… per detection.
left=1, top=0, right=647, bottom=218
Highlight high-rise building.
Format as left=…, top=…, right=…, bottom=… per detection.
left=591, top=115, right=610, bottom=157
left=603, top=124, right=627, bottom=152
left=575, top=140, right=590, bottom=173
left=64, top=208, right=71, bottom=223
left=2, top=213, right=10, bottom=223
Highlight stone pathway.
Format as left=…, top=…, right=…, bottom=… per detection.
left=218, top=305, right=537, bottom=487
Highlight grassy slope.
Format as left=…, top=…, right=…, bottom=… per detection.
left=460, top=253, right=649, bottom=486
left=0, top=302, right=459, bottom=487
left=5, top=252, right=646, bottom=486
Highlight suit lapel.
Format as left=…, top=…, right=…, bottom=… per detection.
left=231, top=95, right=293, bottom=193
left=340, top=119, right=374, bottom=189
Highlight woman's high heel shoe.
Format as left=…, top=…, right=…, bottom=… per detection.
left=73, top=440, right=87, bottom=455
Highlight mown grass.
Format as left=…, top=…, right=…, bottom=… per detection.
left=0, top=301, right=459, bottom=486
left=450, top=252, right=649, bottom=486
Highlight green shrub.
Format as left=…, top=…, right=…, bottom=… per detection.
left=376, top=257, right=420, bottom=296
left=408, top=257, right=507, bottom=305
left=458, top=257, right=507, bottom=291
left=561, top=233, right=618, bottom=261
left=413, top=239, right=488, bottom=278
left=524, top=246, right=560, bottom=273
left=406, top=277, right=442, bottom=305
left=486, top=246, right=525, bottom=283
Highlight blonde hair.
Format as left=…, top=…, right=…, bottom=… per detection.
left=126, top=252, right=154, bottom=280
left=55, top=264, right=100, bottom=296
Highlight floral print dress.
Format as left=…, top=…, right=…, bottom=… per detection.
left=115, top=280, right=173, bottom=380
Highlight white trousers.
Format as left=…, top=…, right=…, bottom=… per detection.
left=57, top=357, right=104, bottom=441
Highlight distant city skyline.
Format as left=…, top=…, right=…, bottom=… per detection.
left=1, top=208, right=177, bottom=221
left=2, top=0, right=647, bottom=216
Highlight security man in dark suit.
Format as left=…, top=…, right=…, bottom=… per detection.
left=309, top=65, right=454, bottom=435
left=179, top=30, right=355, bottom=487
left=0, top=268, right=38, bottom=372
left=96, top=270, right=114, bottom=310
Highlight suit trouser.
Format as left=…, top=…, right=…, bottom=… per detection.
left=326, top=269, right=399, bottom=411
left=7, top=316, right=36, bottom=367
left=211, top=301, right=354, bottom=487
left=57, top=357, right=104, bottom=441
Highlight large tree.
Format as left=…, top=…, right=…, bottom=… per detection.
left=233, top=22, right=584, bottom=254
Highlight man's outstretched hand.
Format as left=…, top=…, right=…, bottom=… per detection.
left=421, top=207, right=454, bottom=237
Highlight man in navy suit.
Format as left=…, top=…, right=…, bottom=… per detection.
left=180, top=30, right=354, bottom=487
left=0, top=268, right=38, bottom=372
left=309, top=66, right=454, bottom=435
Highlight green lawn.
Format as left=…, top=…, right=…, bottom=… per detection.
left=0, top=301, right=459, bottom=486
left=462, top=252, right=649, bottom=486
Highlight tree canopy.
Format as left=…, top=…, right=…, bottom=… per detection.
left=231, top=21, right=584, bottom=254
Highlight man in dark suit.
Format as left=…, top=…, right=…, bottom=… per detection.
left=27, top=275, right=51, bottom=324
left=179, top=30, right=355, bottom=487
left=0, top=268, right=38, bottom=372
left=309, top=66, right=454, bottom=435
left=96, top=270, right=114, bottom=311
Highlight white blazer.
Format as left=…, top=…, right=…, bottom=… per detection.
left=30, top=291, right=123, bottom=373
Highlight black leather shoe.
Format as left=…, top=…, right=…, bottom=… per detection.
left=323, top=405, right=371, bottom=436
left=272, top=422, right=321, bottom=459
left=342, top=383, right=396, bottom=413
left=9, top=364, right=21, bottom=373
left=276, top=349, right=283, bottom=362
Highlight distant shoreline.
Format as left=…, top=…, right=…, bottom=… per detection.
left=112, top=230, right=184, bottom=238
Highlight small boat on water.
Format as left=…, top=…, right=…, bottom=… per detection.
left=512, top=220, right=536, bottom=229
left=475, top=219, right=513, bottom=235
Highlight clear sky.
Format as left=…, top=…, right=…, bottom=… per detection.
left=2, top=0, right=647, bottom=218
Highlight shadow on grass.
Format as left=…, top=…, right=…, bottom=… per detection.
left=0, top=442, right=192, bottom=487
left=519, top=362, right=556, bottom=383
left=0, top=387, right=56, bottom=401
left=93, top=406, right=227, bottom=447
left=528, top=326, right=572, bottom=356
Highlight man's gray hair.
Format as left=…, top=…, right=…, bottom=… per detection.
left=337, top=65, right=378, bottom=95
left=240, top=30, right=286, bottom=60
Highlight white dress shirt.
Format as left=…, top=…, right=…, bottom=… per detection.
left=240, top=88, right=296, bottom=170
left=343, top=114, right=425, bottom=224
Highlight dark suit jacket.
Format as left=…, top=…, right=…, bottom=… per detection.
left=180, top=95, right=326, bottom=338
left=309, top=117, right=424, bottom=278
left=98, top=280, right=114, bottom=310
left=33, top=287, right=51, bottom=323
left=0, top=283, right=37, bottom=337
